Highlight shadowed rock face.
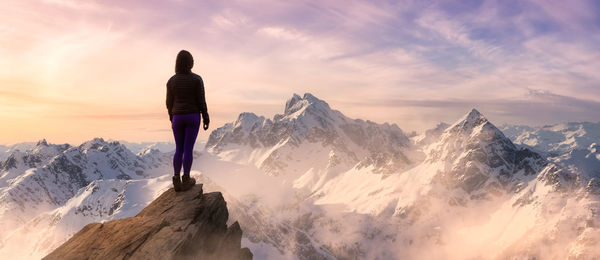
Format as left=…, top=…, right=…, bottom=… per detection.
left=43, top=184, right=252, bottom=260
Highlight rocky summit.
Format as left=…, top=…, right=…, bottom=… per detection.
left=43, top=184, right=252, bottom=260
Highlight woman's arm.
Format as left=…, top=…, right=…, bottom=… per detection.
left=196, top=76, right=209, bottom=129
left=166, top=78, right=174, bottom=121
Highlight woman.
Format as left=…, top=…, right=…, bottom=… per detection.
left=166, top=50, right=210, bottom=192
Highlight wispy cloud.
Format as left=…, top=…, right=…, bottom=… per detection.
left=0, top=89, right=91, bottom=108
left=336, top=89, right=600, bottom=128
left=1, top=0, right=599, bottom=142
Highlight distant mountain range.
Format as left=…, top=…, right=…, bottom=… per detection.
left=1, top=94, right=599, bottom=259
left=0, top=140, right=177, bottom=162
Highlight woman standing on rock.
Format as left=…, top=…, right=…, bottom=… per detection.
left=166, top=50, right=209, bottom=191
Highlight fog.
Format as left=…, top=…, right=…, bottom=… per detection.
left=2, top=151, right=599, bottom=259
left=197, top=160, right=600, bottom=260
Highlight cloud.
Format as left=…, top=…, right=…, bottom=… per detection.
left=67, top=112, right=165, bottom=120
left=1, top=0, right=599, bottom=142
left=336, top=89, right=600, bottom=129
left=0, top=89, right=91, bottom=108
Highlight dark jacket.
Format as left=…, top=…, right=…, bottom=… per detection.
left=166, top=72, right=209, bottom=122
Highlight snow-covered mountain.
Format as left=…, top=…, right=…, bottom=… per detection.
left=502, top=122, right=600, bottom=184
left=1, top=93, right=599, bottom=259
left=501, top=122, right=600, bottom=154
left=205, top=94, right=599, bottom=259
left=206, top=93, right=416, bottom=193
left=117, top=140, right=177, bottom=154
left=425, top=109, right=550, bottom=196
left=0, top=142, right=36, bottom=161
left=0, top=138, right=176, bottom=258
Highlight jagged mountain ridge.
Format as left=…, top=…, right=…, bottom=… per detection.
left=205, top=98, right=557, bottom=214
left=206, top=93, right=415, bottom=193
left=309, top=107, right=562, bottom=219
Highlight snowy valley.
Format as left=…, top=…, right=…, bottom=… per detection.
left=1, top=93, right=599, bottom=259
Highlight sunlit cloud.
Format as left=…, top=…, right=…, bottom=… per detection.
left=1, top=0, right=599, bottom=144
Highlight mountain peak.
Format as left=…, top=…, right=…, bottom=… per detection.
left=436, top=108, right=514, bottom=158
left=77, top=138, right=131, bottom=157
left=302, top=93, right=319, bottom=102
left=284, top=93, right=303, bottom=114
left=79, top=138, right=108, bottom=149
left=284, top=93, right=331, bottom=115
left=85, top=137, right=106, bottom=145
left=464, top=108, right=484, bottom=122
left=469, top=108, right=481, bottom=115
left=447, top=108, right=489, bottom=133
left=427, top=108, right=545, bottom=195
left=234, top=112, right=265, bottom=131
left=36, top=139, right=48, bottom=146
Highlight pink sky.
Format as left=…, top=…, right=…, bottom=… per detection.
left=1, top=0, right=599, bottom=144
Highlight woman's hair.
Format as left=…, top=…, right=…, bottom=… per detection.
left=175, top=50, right=194, bottom=74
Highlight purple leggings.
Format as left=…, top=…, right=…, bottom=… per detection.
left=172, top=113, right=200, bottom=175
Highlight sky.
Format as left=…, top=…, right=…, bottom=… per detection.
left=1, top=0, right=599, bottom=144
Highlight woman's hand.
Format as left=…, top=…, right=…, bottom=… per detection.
left=202, top=114, right=210, bottom=130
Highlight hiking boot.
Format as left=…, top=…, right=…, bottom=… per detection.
left=181, top=174, right=196, bottom=191
left=172, top=175, right=182, bottom=192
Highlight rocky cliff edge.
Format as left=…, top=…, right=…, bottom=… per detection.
left=43, top=184, right=252, bottom=260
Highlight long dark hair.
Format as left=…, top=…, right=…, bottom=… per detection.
left=175, top=50, right=194, bottom=74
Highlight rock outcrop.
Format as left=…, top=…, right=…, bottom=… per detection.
left=43, top=184, right=252, bottom=260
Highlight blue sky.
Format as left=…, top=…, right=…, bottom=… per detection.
left=1, top=0, right=599, bottom=143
